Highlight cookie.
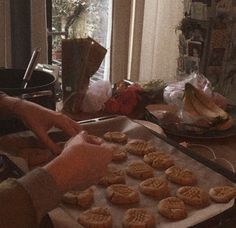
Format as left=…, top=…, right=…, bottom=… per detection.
left=144, top=152, right=174, bottom=170
left=177, top=186, right=209, bottom=208
left=122, top=208, right=156, bottom=228
left=62, top=188, right=94, bottom=208
left=103, top=131, right=128, bottom=143
left=125, top=139, right=156, bottom=156
left=139, top=177, right=170, bottom=199
left=98, top=167, right=126, bottom=186
left=209, top=186, right=236, bottom=203
left=126, top=161, right=154, bottom=180
left=106, top=184, right=140, bottom=205
left=78, top=207, right=112, bottom=228
left=158, top=197, right=187, bottom=220
left=110, top=145, right=127, bottom=162
left=165, top=166, right=197, bottom=186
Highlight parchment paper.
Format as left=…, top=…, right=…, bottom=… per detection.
left=51, top=116, right=235, bottom=228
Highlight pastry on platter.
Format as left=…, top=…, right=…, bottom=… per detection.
left=144, top=152, right=174, bottom=170
left=103, top=131, right=128, bottom=143
left=78, top=207, right=112, bottom=228
left=122, top=208, right=156, bottom=228
left=106, top=184, right=139, bottom=205
left=98, top=167, right=126, bottom=186
left=158, top=197, right=187, bottom=220
left=62, top=188, right=94, bottom=208
left=209, top=186, right=236, bottom=203
left=165, top=165, right=197, bottom=186
left=126, top=161, right=154, bottom=180
left=177, top=186, right=209, bottom=208
left=125, top=139, right=156, bottom=156
left=139, top=177, right=170, bottom=200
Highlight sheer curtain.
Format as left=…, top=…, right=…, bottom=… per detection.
left=111, top=0, right=184, bottom=83
left=139, top=0, right=184, bottom=83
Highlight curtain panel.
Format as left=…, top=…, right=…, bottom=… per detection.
left=0, top=0, right=48, bottom=68
left=110, top=0, right=132, bottom=83
left=111, top=0, right=183, bottom=83
left=0, top=0, right=11, bottom=67
left=139, top=0, right=183, bottom=83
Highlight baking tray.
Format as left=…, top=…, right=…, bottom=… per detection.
left=48, top=116, right=236, bottom=228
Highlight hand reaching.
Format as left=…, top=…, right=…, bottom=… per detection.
left=14, top=99, right=81, bottom=155
left=44, top=131, right=113, bottom=192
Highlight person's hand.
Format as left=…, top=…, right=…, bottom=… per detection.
left=14, top=99, right=81, bottom=155
left=43, top=131, right=113, bottom=192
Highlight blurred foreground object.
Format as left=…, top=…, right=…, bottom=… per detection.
left=62, top=37, right=107, bottom=114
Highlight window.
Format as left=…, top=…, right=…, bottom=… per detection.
left=0, top=0, right=183, bottom=84
left=49, top=0, right=112, bottom=81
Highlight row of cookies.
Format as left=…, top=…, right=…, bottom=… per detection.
left=62, top=183, right=236, bottom=226
left=61, top=131, right=236, bottom=226
left=102, top=133, right=236, bottom=217
left=77, top=206, right=156, bottom=228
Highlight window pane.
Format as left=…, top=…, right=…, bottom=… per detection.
left=51, top=0, right=112, bottom=80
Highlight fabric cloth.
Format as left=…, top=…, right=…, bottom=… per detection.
left=0, top=168, right=62, bottom=228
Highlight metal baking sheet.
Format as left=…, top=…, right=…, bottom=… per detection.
left=51, top=116, right=235, bottom=228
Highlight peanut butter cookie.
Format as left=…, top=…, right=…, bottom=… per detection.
left=158, top=197, right=187, bottom=220
left=122, top=208, right=156, bottom=228
left=144, top=152, right=174, bottom=170
left=125, top=139, right=156, bottom=156
left=62, top=188, right=94, bottom=208
left=209, top=186, right=236, bottom=203
left=165, top=165, right=197, bottom=186
left=126, top=161, right=154, bottom=180
left=104, top=131, right=128, bottom=143
left=177, top=186, right=209, bottom=208
left=139, top=177, right=170, bottom=199
left=98, top=167, right=126, bottom=186
left=106, top=184, right=140, bottom=205
left=78, top=207, right=112, bottom=228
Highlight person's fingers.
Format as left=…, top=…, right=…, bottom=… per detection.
left=54, top=114, right=82, bottom=137
left=64, top=131, right=87, bottom=148
left=85, top=134, right=103, bottom=145
left=89, top=143, right=113, bottom=161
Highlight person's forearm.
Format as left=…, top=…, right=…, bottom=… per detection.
left=0, top=178, right=37, bottom=228
left=18, top=168, right=62, bottom=223
left=0, top=92, right=22, bottom=117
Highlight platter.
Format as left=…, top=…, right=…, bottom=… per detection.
left=145, top=104, right=236, bottom=139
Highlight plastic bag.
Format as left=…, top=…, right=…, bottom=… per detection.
left=163, top=72, right=212, bottom=107
left=81, top=80, right=112, bottom=113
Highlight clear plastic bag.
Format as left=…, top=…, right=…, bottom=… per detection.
left=163, top=72, right=212, bottom=107
left=81, top=80, right=112, bottom=113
